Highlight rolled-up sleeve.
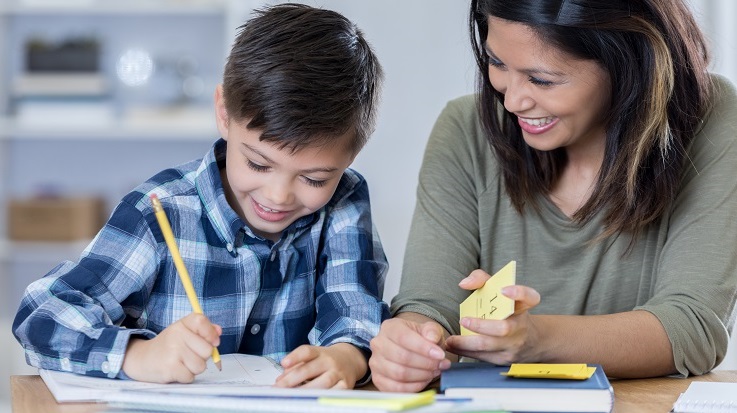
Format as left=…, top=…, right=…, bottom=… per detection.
left=635, top=76, right=737, bottom=376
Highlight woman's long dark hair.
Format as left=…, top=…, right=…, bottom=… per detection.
left=470, top=0, right=712, bottom=243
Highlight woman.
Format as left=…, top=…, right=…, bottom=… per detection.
left=369, top=0, right=737, bottom=392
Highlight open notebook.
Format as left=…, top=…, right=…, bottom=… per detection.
left=40, top=353, right=282, bottom=403
left=39, top=353, right=503, bottom=413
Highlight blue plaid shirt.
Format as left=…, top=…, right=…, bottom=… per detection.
left=13, top=138, right=389, bottom=379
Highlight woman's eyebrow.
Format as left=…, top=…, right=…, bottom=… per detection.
left=485, top=44, right=565, bottom=77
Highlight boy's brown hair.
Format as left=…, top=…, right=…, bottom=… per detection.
left=223, top=3, right=383, bottom=155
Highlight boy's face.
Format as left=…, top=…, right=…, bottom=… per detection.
left=215, top=86, right=356, bottom=242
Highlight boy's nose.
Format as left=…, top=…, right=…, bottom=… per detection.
left=264, top=180, right=293, bottom=206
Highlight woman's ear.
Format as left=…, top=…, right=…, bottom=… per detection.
left=214, top=84, right=230, bottom=140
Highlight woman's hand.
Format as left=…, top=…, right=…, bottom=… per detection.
left=369, top=314, right=451, bottom=393
left=445, top=269, right=542, bottom=365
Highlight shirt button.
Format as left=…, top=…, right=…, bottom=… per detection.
left=250, top=324, right=261, bottom=335
left=270, top=251, right=277, bottom=261
left=101, top=361, right=110, bottom=374
left=226, top=243, right=234, bottom=252
left=61, top=358, right=71, bottom=371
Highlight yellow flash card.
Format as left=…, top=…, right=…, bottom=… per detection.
left=502, top=363, right=597, bottom=380
left=318, top=389, right=436, bottom=411
left=459, top=260, right=516, bottom=335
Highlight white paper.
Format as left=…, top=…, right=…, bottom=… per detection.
left=673, top=382, right=737, bottom=412
left=40, top=353, right=283, bottom=403
left=104, top=390, right=500, bottom=413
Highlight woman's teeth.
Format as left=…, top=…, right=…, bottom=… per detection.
left=520, top=116, right=555, bottom=126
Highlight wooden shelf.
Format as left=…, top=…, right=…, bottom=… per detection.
left=0, top=107, right=217, bottom=141
left=0, top=0, right=231, bottom=263
left=0, top=0, right=227, bottom=16
left=0, top=239, right=92, bottom=262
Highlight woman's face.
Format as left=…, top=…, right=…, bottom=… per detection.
left=485, top=16, right=611, bottom=156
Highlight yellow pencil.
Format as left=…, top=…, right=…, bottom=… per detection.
left=150, top=193, right=222, bottom=371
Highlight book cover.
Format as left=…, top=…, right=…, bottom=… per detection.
left=440, top=362, right=614, bottom=412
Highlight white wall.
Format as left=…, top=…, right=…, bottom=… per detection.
left=688, top=0, right=737, bottom=84
left=339, top=2, right=476, bottom=301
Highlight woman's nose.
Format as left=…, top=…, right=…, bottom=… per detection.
left=502, top=80, right=535, bottom=114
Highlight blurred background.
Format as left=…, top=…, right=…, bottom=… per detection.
left=0, top=0, right=734, bottom=410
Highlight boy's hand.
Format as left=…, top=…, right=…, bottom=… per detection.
left=122, top=313, right=222, bottom=383
left=274, top=343, right=366, bottom=389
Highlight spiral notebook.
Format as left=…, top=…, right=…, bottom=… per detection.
left=672, top=382, right=737, bottom=412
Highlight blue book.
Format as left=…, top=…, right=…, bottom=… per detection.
left=440, top=362, right=614, bottom=412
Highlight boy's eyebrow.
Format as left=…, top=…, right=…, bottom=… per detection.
left=243, top=143, right=274, bottom=163
left=242, top=143, right=339, bottom=174
left=300, top=166, right=339, bottom=174
left=484, top=44, right=566, bottom=77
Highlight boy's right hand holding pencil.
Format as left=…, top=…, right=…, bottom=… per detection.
left=123, top=193, right=223, bottom=384
left=122, top=313, right=222, bottom=383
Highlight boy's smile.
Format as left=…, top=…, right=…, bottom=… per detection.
left=251, top=198, right=293, bottom=222
left=215, top=86, right=356, bottom=242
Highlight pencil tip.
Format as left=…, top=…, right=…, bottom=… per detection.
left=215, top=361, right=222, bottom=371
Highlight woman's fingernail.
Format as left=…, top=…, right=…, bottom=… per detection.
left=429, top=348, right=445, bottom=359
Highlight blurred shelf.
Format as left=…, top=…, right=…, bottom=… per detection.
left=0, top=106, right=217, bottom=140
left=0, top=0, right=227, bottom=16
left=0, top=0, right=230, bottom=268
left=0, top=239, right=91, bottom=262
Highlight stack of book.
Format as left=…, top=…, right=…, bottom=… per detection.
left=440, top=362, right=614, bottom=412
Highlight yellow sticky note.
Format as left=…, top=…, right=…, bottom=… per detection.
left=459, top=261, right=516, bottom=335
left=503, top=363, right=596, bottom=380
left=318, top=389, right=435, bottom=411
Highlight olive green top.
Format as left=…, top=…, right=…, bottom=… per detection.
left=392, top=74, right=737, bottom=376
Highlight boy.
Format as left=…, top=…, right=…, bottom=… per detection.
left=13, top=3, right=388, bottom=389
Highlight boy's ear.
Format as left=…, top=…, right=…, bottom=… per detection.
left=214, top=84, right=230, bottom=140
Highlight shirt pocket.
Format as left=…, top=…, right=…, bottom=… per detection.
left=282, top=269, right=316, bottom=316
